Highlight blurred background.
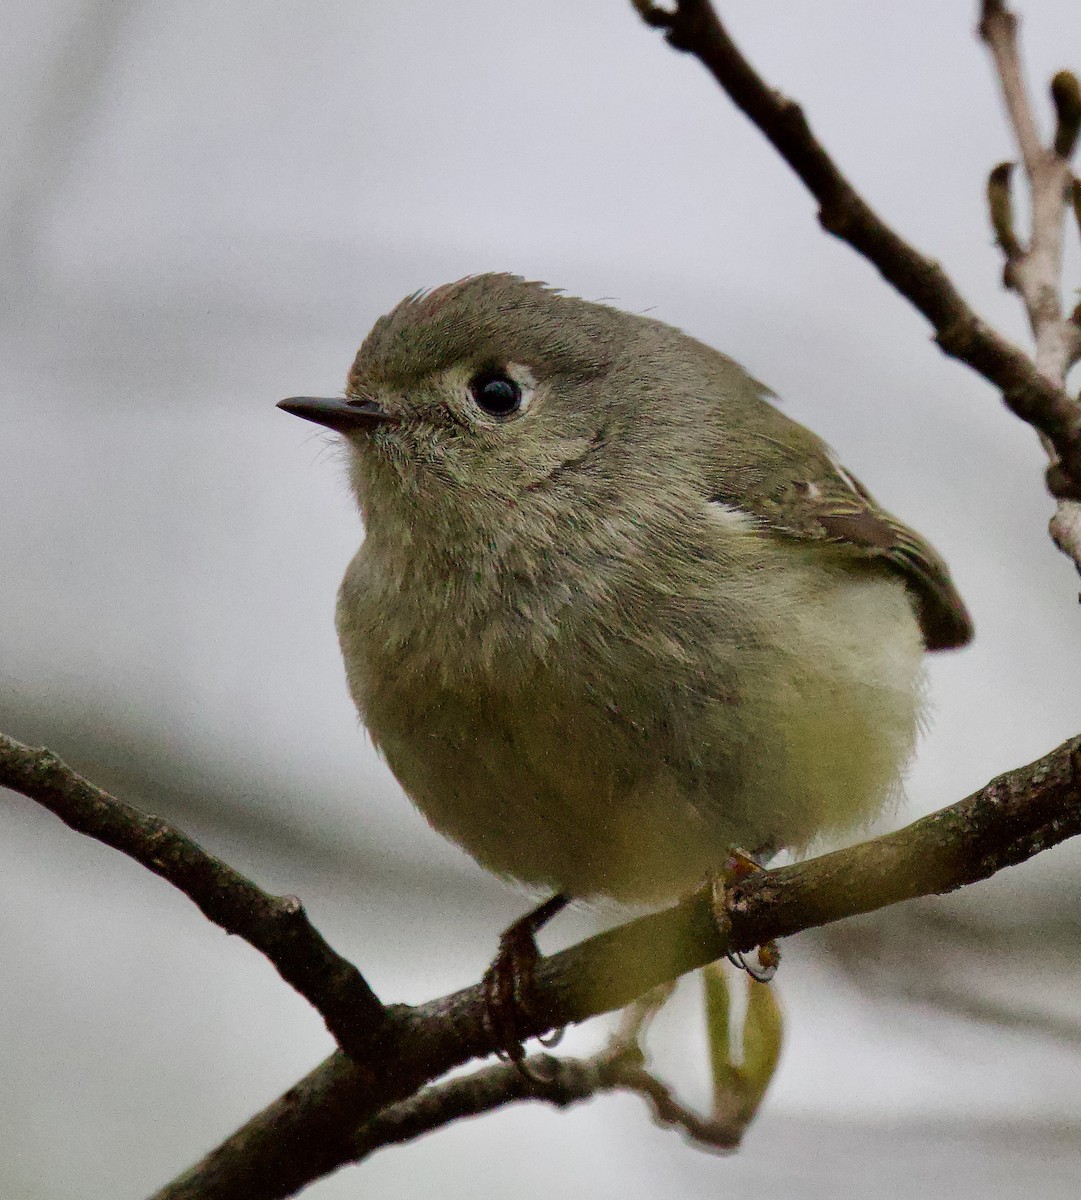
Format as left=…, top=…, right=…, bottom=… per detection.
left=2, top=1, right=1080, bottom=1196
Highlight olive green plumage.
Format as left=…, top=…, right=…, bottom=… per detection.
left=297, top=274, right=971, bottom=902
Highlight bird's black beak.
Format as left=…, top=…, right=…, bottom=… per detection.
left=277, top=396, right=396, bottom=433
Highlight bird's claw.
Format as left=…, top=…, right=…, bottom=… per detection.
left=481, top=893, right=568, bottom=1078
left=725, top=943, right=781, bottom=983
left=709, top=855, right=781, bottom=983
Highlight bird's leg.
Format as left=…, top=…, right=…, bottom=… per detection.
left=710, top=849, right=781, bottom=983
left=482, top=892, right=569, bottom=1072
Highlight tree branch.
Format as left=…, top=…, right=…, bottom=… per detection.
left=631, top=0, right=1081, bottom=525
left=979, top=3, right=1075, bottom=363
left=979, top=1, right=1044, bottom=179
left=149, top=731, right=1081, bottom=1199
left=348, top=986, right=739, bottom=1161
left=351, top=1052, right=624, bottom=1157
left=977, top=2, right=1081, bottom=557
left=5, top=724, right=1076, bottom=1197
left=348, top=1045, right=740, bottom=1161
left=0, top=733, right=387, bottom=1060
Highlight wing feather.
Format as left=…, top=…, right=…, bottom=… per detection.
left=682, top=337, right=973, bottom=652
left=717, top=466, right=973, bottom=652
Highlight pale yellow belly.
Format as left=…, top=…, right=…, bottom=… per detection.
left=344, top=549, right=924, bottom=903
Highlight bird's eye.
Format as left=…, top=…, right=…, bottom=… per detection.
left=468, top=369, right=522, bottom=417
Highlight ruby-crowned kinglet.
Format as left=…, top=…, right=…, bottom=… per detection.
left=280, top=274, right=971, bottom=907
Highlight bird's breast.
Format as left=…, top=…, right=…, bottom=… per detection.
left=335, top=514, right=926, bottom=902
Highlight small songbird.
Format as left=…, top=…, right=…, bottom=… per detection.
left=279, top=274, right=971, bottom=1041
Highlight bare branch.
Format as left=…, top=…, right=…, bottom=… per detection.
left=609, top=1058, right=745, bottom=1149
left=0, top=733, right=387, bottom=1059
left=979, top=0, right=1045, bottom=178
left=980, top=2, right=1070, bottom=345
left=350, top=982, right=737, bottom=1161
left=633, top=0, right=1081, bottom=554
left=350, top=1047, right=740, bottom=1161
left=151, top=732, right=1081, bottom=1200
left=351, top=1053, right=621, bottom=1158
left=630, top=1, right=1081, bottom=484
left=977, top=4, right=1081, bottom=557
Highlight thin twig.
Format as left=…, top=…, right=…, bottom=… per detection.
left=631, top=0, right=1081, bottom=516
left=350, top=1044, right=740, bottom=1161
left=979, top=4, right=1072, bottom=354
left=980, top=1, right=1045, bottom=179
left=978, top=4, right=1081, bottom=558
left=351, top=981, right=725, bottom=1162
left=149, top=732, right=1081, bottom=1200
left=0, top=733, right=387, bottom=1058
left=351, top=1053, right=617, bottom=1158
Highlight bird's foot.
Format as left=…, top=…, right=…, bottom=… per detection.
left=481, top=893, right=569, bottom=1076
left=709, top=851, right=781, bottom=984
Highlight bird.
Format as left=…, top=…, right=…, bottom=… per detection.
left=279, top=272, right=972, bottom=1053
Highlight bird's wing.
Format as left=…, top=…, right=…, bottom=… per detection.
left=692, top=349, right=973, bottom=652
left=719, top=459, right=973, bottom=651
